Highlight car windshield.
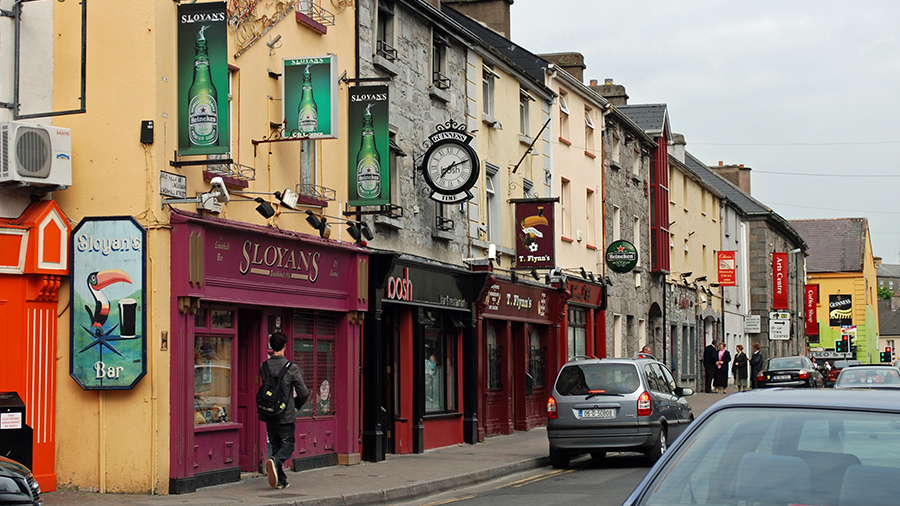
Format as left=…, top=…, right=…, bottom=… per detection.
left=555, top=362, right=639, bottom=395
left=636, top=406, right=900, bottom=506
left=837, top=368, right=900, bottom=385
left=768, top=357, right=803, bottom=369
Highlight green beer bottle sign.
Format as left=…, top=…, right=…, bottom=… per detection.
left=187, top=25, right=218, bottom=147
left=298, top=64, right=318, bottom=134
left=356, top=103, right=381, bottom=199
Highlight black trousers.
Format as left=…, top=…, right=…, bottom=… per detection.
left=266, top=422, right=295, bottom=486
left=704, top=365, right=715, bottom=392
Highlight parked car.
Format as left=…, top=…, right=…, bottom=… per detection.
left=623, top=389, right=900, bottom=506
left=546, top=356, right=694, bottom=469
left=0, top=456, right=42, bottom=505
left=827, top=359, right=862, bottom=386
left=756, top=355, right=824, bottom=388
left=834, top=364, right=900, bottom=389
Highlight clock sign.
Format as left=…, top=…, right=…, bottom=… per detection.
left=421, top=119, right=480, bottom=204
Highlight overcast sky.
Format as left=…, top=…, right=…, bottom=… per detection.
left=511, top=1, right=900, bottom=263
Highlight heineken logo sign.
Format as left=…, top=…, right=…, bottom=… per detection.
left=605, top=240, right=638, bottom=273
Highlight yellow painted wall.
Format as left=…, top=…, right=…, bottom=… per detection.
left=667, top=167, right=721, bottom=286
left=52, top=0, right=356, bottom=493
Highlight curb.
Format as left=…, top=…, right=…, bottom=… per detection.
left=294, top=457, right=549, bottom=506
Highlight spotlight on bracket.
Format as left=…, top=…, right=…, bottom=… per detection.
left=305, top=210, right=331, bottom=238
left=254, top=197, right=275, bottom=218
left=275, top=188, right=300, bottom=210
left=531, top=269, right=540, bottom=280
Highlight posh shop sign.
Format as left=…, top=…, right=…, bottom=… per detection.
left=383, top=265, right=469, bottom=310
left=70, top=217, right=147, bottom=390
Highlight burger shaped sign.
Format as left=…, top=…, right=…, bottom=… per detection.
left=606, top=240, right=638, bottom=273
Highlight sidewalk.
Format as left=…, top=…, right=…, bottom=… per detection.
left=44, top=392, right=727, bottom=506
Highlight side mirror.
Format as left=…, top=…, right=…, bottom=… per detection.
left=675, top=387, right=695, bottom=397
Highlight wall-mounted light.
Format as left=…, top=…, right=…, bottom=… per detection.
left=510, top=271, right=518, bottom=284
left=680, top=272, right=692, bottom=278
left=274, top=188, right=300, bottom=209
left=302, top=209, right=373, bottom=244
left=694, top=275, right=707, bottom=282
left=530, top=269, right=540, bottom=280
left=254, top=198, right=275, bottom=218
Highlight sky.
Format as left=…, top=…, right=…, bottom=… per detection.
left=510, top=1, right=900, bottom=263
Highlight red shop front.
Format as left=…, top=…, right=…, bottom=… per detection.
left=168, top=211, right=368, bottom=493
left=476, top=275, right=567, bottom=439
left=560, top=277, right=607, bottom=363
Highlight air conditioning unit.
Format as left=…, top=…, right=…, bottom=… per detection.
left=0, top=121, right=72, bottom=188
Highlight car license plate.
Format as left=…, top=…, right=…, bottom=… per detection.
left=773, top=374, right=791, bottom=381
left=580, top=408, right=615, bottom=419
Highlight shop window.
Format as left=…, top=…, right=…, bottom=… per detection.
left=486, top=322, right=502, bottom=390
left=568, top=307, right=586, bottom=360
left=194, top=336, right=233, bottom=425
left=425, top=330, right=457, bottom=413
left=528, top=327, right=546, bottom=390
left=210, top=309, right=234, bottom=329
left=292, top=311, right=336, bottom=417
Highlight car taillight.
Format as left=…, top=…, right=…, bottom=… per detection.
left=757, top=372, right=765, bottom=381
left=637, top=391, right=652, bottom=417
left=547, top=396, right=558, bottom=419
left=799, top=370, right=809, bottom=379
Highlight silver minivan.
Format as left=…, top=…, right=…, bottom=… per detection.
left=546, top=356, right=695, bottom=468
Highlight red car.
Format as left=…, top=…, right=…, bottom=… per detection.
left=827, top=359, right=862, bottom=387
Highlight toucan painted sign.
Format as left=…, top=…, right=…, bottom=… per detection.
left=69, top=217, right=147, bottom=390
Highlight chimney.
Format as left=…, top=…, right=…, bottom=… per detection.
left=710, top=162, right=752, bottom=195
left=669, top=133, right=686, bottom=163
left=540, top=52, right=586, bottom=82
left=442, top=0, right=514, bottom=39
left=875, top=256, right=883, bottom=268
left=590, top=78, right=629, bottom=106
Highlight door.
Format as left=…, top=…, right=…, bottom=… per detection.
left=484, top=320, right=511, bottom=436
left=236, top=309, right=271, bottom=472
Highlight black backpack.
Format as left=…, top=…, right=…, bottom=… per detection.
left=257, top=360, right=292, bottom=418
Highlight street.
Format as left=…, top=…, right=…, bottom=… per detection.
left=395, top=452, right=651, bottom=506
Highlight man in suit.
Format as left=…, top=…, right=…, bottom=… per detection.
left=749, top=343, right=764, bottom=389
left=703, top=340, right=719, bottom=393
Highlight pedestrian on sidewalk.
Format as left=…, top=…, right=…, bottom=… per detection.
left=713, top=341, right=731, bottom=394
left=749, top=343, right=764, bottom=389
left=703, top=340, right=718, bottom=393
left=731, top=344, right=748, bottom=392
left=259, top=332, right=308, bottom=490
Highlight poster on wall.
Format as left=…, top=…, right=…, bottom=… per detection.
left=514, top=199, right=556, bottom=269
left=69, top=217, right=147, bottom=390
left=283, top=55, right=339, bottom=138
left=805, top=284, right=819, bottom=337
left=177, top=1, right=230, bottom=156
left=347, top=85, right=390, bottom=206
left=717, top=250, right=736, bottom=286
left=829, top=294, right=852, bottom=327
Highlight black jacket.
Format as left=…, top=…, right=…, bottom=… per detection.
left=703, top=344, right=718, bottom=369
left=259, top=355, right=309, bottom=425
left=749, top=350, right=765, bottom=374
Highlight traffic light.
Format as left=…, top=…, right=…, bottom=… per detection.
left=836, top=339, right=848, bottom=353
left=881, top=347, right=893, bottom=363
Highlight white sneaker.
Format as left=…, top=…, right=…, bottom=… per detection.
left=266, top=458, right=277, bottom=488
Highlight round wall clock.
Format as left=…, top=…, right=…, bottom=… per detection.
left=422, top=139, right=480, bottom=196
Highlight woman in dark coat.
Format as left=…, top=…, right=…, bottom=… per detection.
left=731, top=344, right=749, bottom=392
left=713, top=341, right=731, bottom=393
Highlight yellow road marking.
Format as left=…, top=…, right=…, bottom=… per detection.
left=418, top=495, right=476, bottom=505
left=499, top=469, right=573, bottom=488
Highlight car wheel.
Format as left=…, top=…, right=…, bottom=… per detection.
left=645, top=426, right=667, bottom=464
left=549, top=447, right=570, bottom=469
left=590, top=450, right=606, bottom=461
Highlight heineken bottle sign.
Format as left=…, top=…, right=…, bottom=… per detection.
left=283, top=56, right=338, bottom=139
left=348, top=86, right=390, bottom=206
left=177, top=2, right=229, bottom=156
left=606, top=240, right=639, bottom=273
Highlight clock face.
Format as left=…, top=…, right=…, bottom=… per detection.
left=423, top=140, right=478, bottom=194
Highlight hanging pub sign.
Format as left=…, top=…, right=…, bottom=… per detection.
left=283, top=55, right=339, bottom=139
left=829, top=294, right=852, bottom=327
left=717, top=250, right=736, bottom=286
left=514, top=199, right=556, bottom=269
left=773, top=252, right=789, bottom=310
left=70, top=217, right=147, bottom=390
left=420, top=119, right=480, bottom=204
left=177, top=1, right=229, bottom=156
left=606, top=240, right=638, bottom=273
left=348, top=85, right=390, bottom=206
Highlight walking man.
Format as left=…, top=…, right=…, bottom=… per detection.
left=703, top=340, right=718, bottom=393
left=259, top=332, right=308, bottom=490
left=749, top=343, right=764, bottom=389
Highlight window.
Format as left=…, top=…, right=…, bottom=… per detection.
left=293, top=311, right=336, bottom=417
left=568, top=308, right=586, bottom=360
left=432, top=33, right=449, bottom=89
left=482, top=65, right=498, bottom=119
left=376, top=0, right=396, bottom=60
left=522, top=178, right=534, bottom=199
left=487, top=322, right=502, bottom=390
left=194, top=335, right=233, bottom=425
left=558, top=90, right=569, bottom=142
left=611, top=129, right=621, bottom=165
left=485, top=163, right=500, bottom=241
left=425, top=330, right=457, bottom=413
left=435, top=202, right=452, bottom=230
left=613, top=205, right=621, bottom=241
left=584, top=107, right=595, bottom=155
left=561, top=178, right=571, bottom=237
left=528, top=327, right=546, bottom=390
left=519, top=90, right=531, bottom=136
left=389, top=130, right=401, bottom=205
left=586, top=189, right=595, bottom=245
left=613, top=314, right=623, bottom=358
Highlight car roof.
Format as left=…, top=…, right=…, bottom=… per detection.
left=702, top=388, right=900, bottom=413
